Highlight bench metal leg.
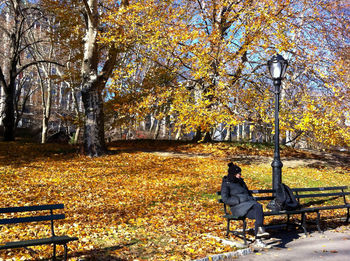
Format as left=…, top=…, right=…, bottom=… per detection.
left=226, top=219, right=230, bottom=237
left=301, top=213, right=308, bottom=235
left=52, top=244, right=56, bottom=261
left=64, top=244, right=68, bottom=261
left=316, top=211, right=322, bottom=233
left=286, top=214, right=290, bottom=230
left=346, top=208, right=349, bottom=223
left=242, top=219, right=247, bottom=245
left=226, top=218, right=248, bottom=245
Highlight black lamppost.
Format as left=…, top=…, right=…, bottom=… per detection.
left=268, top=54, right=288, bottom=191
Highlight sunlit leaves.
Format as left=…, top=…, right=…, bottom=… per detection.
left=97, top=0, right=350, bottom=146
left=0, top=141, right=349, bottom=259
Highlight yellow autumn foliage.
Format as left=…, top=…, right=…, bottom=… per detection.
left=0, top=141, right=349, bottom=260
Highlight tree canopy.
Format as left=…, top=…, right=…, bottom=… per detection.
left=1, top=0, right=349, bottom=151
left=100, top=0, right=350, bottom=147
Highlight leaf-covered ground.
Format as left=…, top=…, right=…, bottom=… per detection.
left=0, top=141, right=349, bottom=260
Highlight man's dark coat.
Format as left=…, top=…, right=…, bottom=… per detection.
left=221, top=176, right=259, bottom=217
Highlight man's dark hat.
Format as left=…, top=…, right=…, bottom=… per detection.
left=228, top=162, right=241, bottom=175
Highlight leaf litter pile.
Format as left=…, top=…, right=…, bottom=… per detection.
left=0, top=141, right=349, bottom=260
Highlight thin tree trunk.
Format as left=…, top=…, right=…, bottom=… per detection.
left=153, top=119, right=160, bottom=139
left=193, top=129, right=202, bottom=142
left=203, top=131, right=212, bottom=142
left=175, top=126, right=182, bottom=140
left=41, top=85, right=51, bottom=144
left=161, top=117, right=166, bottom=138
left=73, top=126, right=81, bottom=144
left=38, top=62, right=53, bottom=144
left=237, top=125, right=242, bottom=141
left=71, top=90, right=83, bottom=145
left=224, top=125, right=231, bottom=141
left=149, top=114, right=155, bottom=132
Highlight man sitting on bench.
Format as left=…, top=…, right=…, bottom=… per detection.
left=221, top=162, right=269, bottom=247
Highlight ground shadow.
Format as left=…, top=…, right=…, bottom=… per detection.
left=25, top=245, right=129, bottom=261
left=264, top=217, right=349, bottom=249
left=0, top=141, right=80, bottom=168
left=68, top=245, right=128, bottom=261
left=266, top=227, right=304, bottom=249
left=227, top=156, right=271, bottom=165
left=227, top=150, right=349, bottom=169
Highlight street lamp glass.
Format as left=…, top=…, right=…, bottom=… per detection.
left=268, top=54, right=288, bottom=79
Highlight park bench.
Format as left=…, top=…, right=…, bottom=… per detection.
left=217, top=186, right=350, bottom=245
left=0, top=204, right=78, bottom=260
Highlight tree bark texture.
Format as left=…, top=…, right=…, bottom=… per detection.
left=81, top=0, right=105, bottom=156
left=2, top=81, right=16, bottom=141
left=1, top=1, right=19, bottom=141
left=81, top=87, right=105, bottom=156
left=81, top=0, right=119, bottom=156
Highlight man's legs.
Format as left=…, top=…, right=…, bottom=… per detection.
left=246, top=203, right=269, bottom=237
left=246, top=203, right=270, bottom=247
left=246, top=204, right=263, bottom=233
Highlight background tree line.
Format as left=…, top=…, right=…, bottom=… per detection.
left=0, top=0, right=349, bottom=156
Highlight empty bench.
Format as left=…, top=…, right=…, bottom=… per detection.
left=292, top=186, right=350, bottom=232
left=217, top=186, right=350, bottom=245
left=0, top=204, right=78, bottom=260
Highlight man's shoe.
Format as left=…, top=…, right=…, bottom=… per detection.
left=253, top=239, right=268, bottom=248
left=256, top=226, right=270, bottom=238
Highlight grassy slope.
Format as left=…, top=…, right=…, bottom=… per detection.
left=0, top=140, right=349, bottom=260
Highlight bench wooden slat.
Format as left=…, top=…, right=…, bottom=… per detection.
left=254, top=196, right=274, bottom=201
left=219, top=189, right=275, bottom=195
left=296, top=192, right=350, bottom=199
left=0, top=214, right=65, bottom=225
left=306, top=204, right=350, bottom=211
left=292, top=186, right=348, bottom=192
left=223, top=214, right=245, bottom=220
left=263, top=208, right=317, bottom=215
left=249, top=189, right=274, bottom=193
left=0, top=204, right=64, bottom=214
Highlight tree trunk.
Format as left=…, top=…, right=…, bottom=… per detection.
left=71, top=88, right=83, bottom=145
left=236, top=125, right=242, bottom=141
left=2, top=82, right=16, bottom=141
left=41, top=80, right=52, bottom=143
left=81, top=88, right=106, bottom=156
left=1, top=3, right=16, bottom=142
left=149, top=114, right=155, bottom=132
left=161, top=117, right=167, bottom=138
left=38, top=59, right=53, bottom=144
left=81, top=0, right=104, bottom=156
left=224, top=125, right=231, bottom=141
left=242, top=123, right=248, bottom=140
left=42, top=117, right=48, bottom=143
left=175, top=126, right=182, bottom=140
left=81, top=0, right=119, bottom=156
left=140, top=120, right=146, bottom=131
left=73, top=126, right=81, bottom=144
left=192, top=129, right=202, bottom=142
left=153, top=119, right=160, bottom=139
left=203, top=131, right=212, bottom=142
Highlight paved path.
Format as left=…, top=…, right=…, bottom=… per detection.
left=236, top=227, right=350, bottom=261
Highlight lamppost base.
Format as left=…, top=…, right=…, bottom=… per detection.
left=271, top=160, right=283, bottom=191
